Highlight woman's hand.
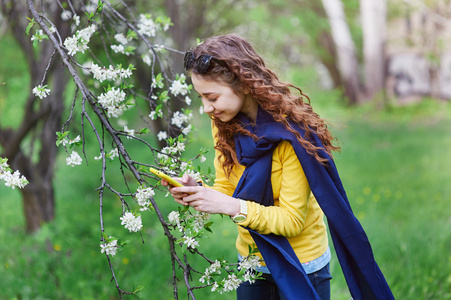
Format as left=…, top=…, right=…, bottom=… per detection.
left=173, top=185, right=240, bottom=216
left=161, top=173, right=198, bottom=203
left=163, top=174, right=240, bottom=216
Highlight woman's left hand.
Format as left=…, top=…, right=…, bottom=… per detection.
left=170, top=185, right=240, bottom=216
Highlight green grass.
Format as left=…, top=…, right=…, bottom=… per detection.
left=1, top=97, right=451, bottom=299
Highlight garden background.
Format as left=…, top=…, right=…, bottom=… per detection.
left=1, top=0, right=451, bottom=299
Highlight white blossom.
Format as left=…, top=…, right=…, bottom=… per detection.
left=200, top=260, right=223, bottom=284
left=182, top=124, right=192, bottom=136
left=0, top=169, right=28, bottom=189
left=85, top=4, right=97, bottom=14
left=97, top=87, right=127, bottom=118
left=108, top=148, right=119, bottom=160
left=185, top=96, right=192, bottom=105
left=148, top=111, right=157, bottom=120
left=32, top=85, right=51, bottom=99
left=200, top=155, right=207, bottom=163
left=137, top=14, right=158, bottom=37
left=142, top=54, right=152, bottom=66
left=31, top=30, right=46, bottom=44
left=222, top=274, right=242, bottom=293
left=199, top=105, right=204, bottom=115
left=171, top=111, right=192, bottom=128
left=169, top=75, right=190, bottom=96
left=100, top=239, right=118, bottom=256
left=90, top=63, right=132, bottom=83
left=135, top=186, right=155, bottom=210
left=120, top=212, right=143, bottom=232
left=114, top=33, right=129, bottom=45
left=73, top=15, right=80, bottom=27
left=183, top=236, right=199, bottom=249
left=239, top=255, right=262, bottom=271
left=69, top=135, right=81, bottom=144
left=211, top=282, right=219, bottom=292
left=168, top=211, right=180, bottom=227
left=61, top=10, right=72, bottom=21
left=175, top=141, right=185, bottom=153
left=111, top=44, right=126, bottom=55
left=123, top=125, right=135, bottom=139
left=157, top=131, right=168, bottom=141
left=153, top=44, right=165, bottom=52
left=66, top=151, right=82, bottom=167
left=63, top=24, right=96, bottom=56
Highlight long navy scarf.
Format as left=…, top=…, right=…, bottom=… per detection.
left=232, top=107, right=394, bottom=300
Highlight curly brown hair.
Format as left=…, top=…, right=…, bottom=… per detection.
left=188, top=34, right=340, bottom=175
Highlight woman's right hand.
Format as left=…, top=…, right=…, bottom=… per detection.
left=161, top=174, right=198, bottom=204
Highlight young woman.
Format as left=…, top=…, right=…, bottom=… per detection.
left=163, top=34, right=393, bottom=300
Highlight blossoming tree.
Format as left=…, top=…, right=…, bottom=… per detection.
left=2, top=0, right=262, bottom=298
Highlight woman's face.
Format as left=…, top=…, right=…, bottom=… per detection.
left=191, top=73, right=257, bottom=123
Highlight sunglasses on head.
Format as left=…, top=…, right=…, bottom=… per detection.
left=184, top=50, right=227, bottom=73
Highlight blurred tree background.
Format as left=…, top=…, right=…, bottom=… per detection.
left=0, top=0, right=450, bottom=299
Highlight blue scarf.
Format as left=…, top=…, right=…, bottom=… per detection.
left=232, top=107, right=394, bottom=300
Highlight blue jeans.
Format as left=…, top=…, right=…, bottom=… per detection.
left=236, top=263, right=332, bottom=300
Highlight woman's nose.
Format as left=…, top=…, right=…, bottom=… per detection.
left=203, top=102, right=214, bottom=114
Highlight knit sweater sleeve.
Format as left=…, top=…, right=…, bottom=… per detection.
left=237, top=141, right=312, bottom=238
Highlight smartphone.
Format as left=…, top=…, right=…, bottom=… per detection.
left=149, top=167, right=184, bottom=187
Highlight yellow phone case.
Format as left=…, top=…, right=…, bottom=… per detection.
left=149, top=167, right=183, bottom=187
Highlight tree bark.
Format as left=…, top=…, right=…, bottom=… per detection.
left=360, top=0, right=387, bottom=101
left=321, top=0, right=362, bottom=104
left=0, top=0, right=70, bottom=233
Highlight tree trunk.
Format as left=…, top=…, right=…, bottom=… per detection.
left=321, top=0, right=362, bottom=104
left=0, top=0, right=70, bottom=233
left=360, top=0, right=387, bottom=101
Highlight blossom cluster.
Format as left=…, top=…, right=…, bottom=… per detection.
left=135, top=186, right=155, bottom=211
left=0, top=158, right=29, bottom=189
left=199, top=255, right=262, bottom=294
left=97, top=87, right=128, bottom=118
left=58, top=134, right=81, bottom=147
left=171, top=110, right=193, bottom=129
left=167, top=209, right=211, bottom=250
left=88, top=63, right=133, bottom=83
left=32, top=84, right=51, bottom=99
left=120, top=212, right=143, bottom=232
left=66, top=151, right=82, bottom=167
left=137, top=14, right=171, bottom=37
left=94, top=148, right=119, bottom=161
left=169, top=74, right=190, bottom=97
left=100, top=239, right=118, bottom=257
left=30, top=29, right=48, bottom=45
left=63, top=24, right=96, bottom=56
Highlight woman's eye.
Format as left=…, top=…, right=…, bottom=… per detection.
left=209, top=97, right=218, bottom=102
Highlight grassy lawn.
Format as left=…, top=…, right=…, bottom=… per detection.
left=1, top=95, right=450, bottom=299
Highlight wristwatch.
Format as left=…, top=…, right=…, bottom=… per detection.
left=232, top=199, right=248, bottom=223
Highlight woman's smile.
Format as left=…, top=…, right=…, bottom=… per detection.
left=191, top=73, right=257, bottom=123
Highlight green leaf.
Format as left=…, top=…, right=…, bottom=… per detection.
left=133, top=285, right=144, bottom=294
left=138, top=127, right=150, bottom=134
left=26, top=18, right=35, bottom=35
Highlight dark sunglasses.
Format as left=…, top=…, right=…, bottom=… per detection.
left=184, top=51, right=227, bottom=73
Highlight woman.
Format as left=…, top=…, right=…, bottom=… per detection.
left=163, top=34, right=393, bottom=300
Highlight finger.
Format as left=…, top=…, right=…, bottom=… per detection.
left=172, top=186, right=201, bottom=195
left=174, top=198, right=189, bottom=206
left=181, top=173, right=191, bottom=184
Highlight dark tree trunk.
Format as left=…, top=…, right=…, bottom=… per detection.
left=0, top=0, right=70, bottom=233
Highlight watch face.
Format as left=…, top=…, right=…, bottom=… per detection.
left=233, top=215, right=246, bottom=223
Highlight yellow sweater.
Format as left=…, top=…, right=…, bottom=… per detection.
left=211, top=133, right=328, bottom=265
